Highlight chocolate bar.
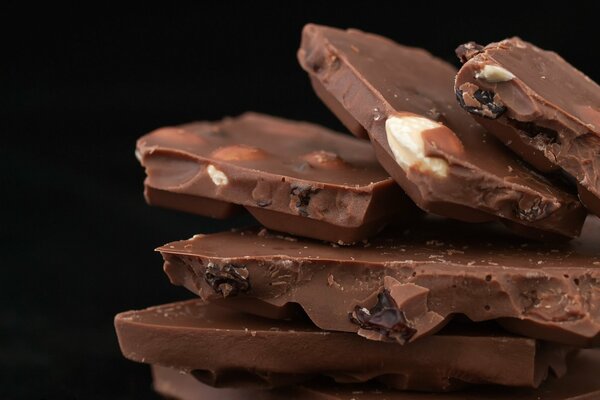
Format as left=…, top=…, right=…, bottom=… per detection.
left=115, top=299, right=570, bottom=391
left=150, top=350, right=600, bottom=400
left=159, top=216, right=600, bottom=346
left=297, top=24, right=586, bottom=239
left=454, top=37, right=600, bottom=216
left=136, top=112, right=414, bottom=243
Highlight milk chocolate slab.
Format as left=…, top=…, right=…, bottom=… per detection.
left=297, top=24, right=586, bottom=239
left=136, top=112, right=413, bottom=243
left=115, top=299, right=569, bottom=391
left=159, top=216, right=600, bottom=346
left=151, top=350, right=600, bottom=400
left=455, top=38, right=600, bottom=216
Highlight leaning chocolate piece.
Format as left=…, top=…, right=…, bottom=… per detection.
left=455, top=37, right=600, bottom=216
left=297, top=24, right=586, bottom=239
left=115, top=299, right=570, bottom=391
left=151, top=350, right=600, bottom=400
left=159, top=216, right=600, bottom=346
left=136, top=112, right=414, bottom=243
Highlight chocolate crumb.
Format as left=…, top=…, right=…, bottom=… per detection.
left=257, top=199, right=272, bottom=207
left=455, top=42, right=484, bottom=63
left=350, top=289, right=417, bottom=344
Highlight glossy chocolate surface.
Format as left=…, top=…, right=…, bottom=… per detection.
left=159, top=216, right=600, bottom=346
left=151, top=350, right=600, bottom=400
left=136, top=112, right=413, bottom=243
left=115, top=300, right=569, bottom=391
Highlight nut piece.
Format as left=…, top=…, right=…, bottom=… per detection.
left=301, top=150, right=347, bottom=169
left=385, top=115, right=450, bottom=177
left=211, top=145, right=267, bottom=161
left=475, top=65, right=515, bottom=83
left=207, top=164, right=228, bottom=186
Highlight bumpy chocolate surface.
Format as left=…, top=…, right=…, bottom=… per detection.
left=115, top=300, right=569, bottom=391
left=297, top=24, right=586, bottom=239
left=151, top=350, right=600, bottom=400
left=136, top=112, right=413, bottom=243
left=455, top=37, right=600, bottom=216
left=159, top=216, right=600, bottom=346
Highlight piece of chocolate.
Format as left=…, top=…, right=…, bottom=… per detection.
left=115, top=299, right=570, bottom=391
left=159, top=216, right=600, bottom=346
left=151, top=349, right=600, bottom=400
left=297, top=24, right=586, bottom=239
left=136, top=112, right=415, bottom=243
left=454, top=37, right=600, bottom=216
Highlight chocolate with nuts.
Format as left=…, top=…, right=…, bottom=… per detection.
left=114, top=299, right=571, bottom=391
left=455, top=37, right=600, bottom=216
left=136, top=112, right=414, bottom=243
left=159, top=216, right=600, bottom=347
left=151, top=349, right=600, bottom=400
left=297, top=24, right=586, bottom=239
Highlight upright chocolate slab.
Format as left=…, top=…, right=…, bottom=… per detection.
left=159, top=216, right=600, bottom=346
left=297, top=24, right=586, bottom=239
left=151, top=350, right=600, bottom=400
left=136, top=112, right=414, bottom=243
left=455, top=37, right=600, bottom=216
left=115, top=300, right=568, bottom=391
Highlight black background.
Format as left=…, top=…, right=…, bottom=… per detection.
left=4, top=3, right=600, bottom=399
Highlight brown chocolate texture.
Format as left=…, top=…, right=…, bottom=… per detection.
left=115, top=299, right=570, bottom=391
left=297, top=24, right=586, bottom=239
left=151, top=349, right=600, bottom=400
left=136, top=112, right=414, bottom=243
left=455, top=37, right=600, bottom=216
left=159, top=216, right=600, bottom=347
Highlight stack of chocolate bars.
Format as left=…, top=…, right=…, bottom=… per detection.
left=115, top=24, right=600, bottom=399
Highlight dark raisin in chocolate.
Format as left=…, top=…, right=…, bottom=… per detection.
left=205, top=262, right=250, bottom=297
left=516, top=198, right=546, bottom=222
left=349, top=289, right=417, bottom=344
left=455, top=89, right=507, bottom=119
left=507, top=119, right=560, bottom=145
left=473, top=90, right=507, bottom=117
left=290, top=184, right=319, bottom=217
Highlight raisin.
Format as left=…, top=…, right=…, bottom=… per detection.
left=455, top=88, right=507, bottom=119
left=507, top=119, right=560, bottom=145
left=205, top=262, right=250, bottom=297
left=290, top=184, right=319, bottom=217
left=349, top=289, right=417, bottom=344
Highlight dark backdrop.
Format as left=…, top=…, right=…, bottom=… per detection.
left=4, top=3, right=600, bottom=399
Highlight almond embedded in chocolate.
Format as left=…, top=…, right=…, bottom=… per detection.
left=136, top=112, right=414, bottom=243
left=298, top=24, right=586, bottom=239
